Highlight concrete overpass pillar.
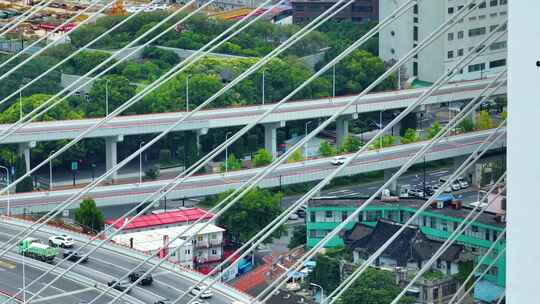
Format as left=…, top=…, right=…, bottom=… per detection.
left=384, top=168, right=398, bottom=194
left=196, top=128, right=208, bottom=151
left=336, top=114, right=358, bottom=148
left=18, top=141, right=36, bottom=172
left=264, top=121, right=285, bottom=159
left=105, top=135, right=123, bottom=181
left=453, top=156, right=468, bottom=176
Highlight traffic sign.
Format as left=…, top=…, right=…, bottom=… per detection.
left=71, top=161, right=78, bottom=171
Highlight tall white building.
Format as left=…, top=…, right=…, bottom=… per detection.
left=379, top=0, right=507, bottom=83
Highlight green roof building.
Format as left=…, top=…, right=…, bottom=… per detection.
left=306, top=197, right=506, bottom=287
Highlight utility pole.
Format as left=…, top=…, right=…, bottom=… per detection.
left=0, top=166, right=9, bottom=216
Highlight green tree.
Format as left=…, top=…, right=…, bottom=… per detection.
left=476, top=110, right=493, bottom=130
left=288, top=226, right=307, bottom=249
left=427, top=121, right=442, bottom=139
left=369, top=135, right=396, bottom=150
left=252, top=149, right=273, bottom=167
left=288, top=148, right=304, bottom=163
left=339, top=135, right=361, bottom=153
left=340, top=268, right=415, bottom=304
left=74, top=197, right=105, bottom=233
left=458, top=117, right=475, bottom=133
left=210, top=188, right=284, bottom=243
left=87, top=75, right=137, bottom=117
left=319, top=140, right=336, bottom=157
left=308, top=254, right=341, bottom=292
left=400, top=128, right=419, bottom=144
left=14, top=155, right=33, bottom=193
left=220, top=154, right=242, bottom=172
left=144, top=166, right=160, bottom=180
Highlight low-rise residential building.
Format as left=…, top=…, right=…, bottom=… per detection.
left=306, top=196, right=506, bottom=289
left=104, top=208, right=214, bottom=235
left=112, top=223, right=225, bottom=269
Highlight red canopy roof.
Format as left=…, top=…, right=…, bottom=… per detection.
left=105, top=208, right=214, bottom=230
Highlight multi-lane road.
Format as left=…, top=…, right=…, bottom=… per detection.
left=0, top=129, right=507, bottom=214
left=0, top=220, right=249, bottom=304
left=0, top=78, right=506, bottom=144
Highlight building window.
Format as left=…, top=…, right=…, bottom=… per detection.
left=479, top=1, right=486, bottom=9
left=414, top=17, right=418, bottom=23
left=390, top=30, right=395, bottom=36
left=447, top=51, right=454, bottom=59
left=413, top=62, right=418, bottom=77
left=341, top=211, right=348, bottom=221
left=448, top=32, right=454, bottom=41
left=500, top=0, right=507, bottom=4
left=490, top=25, right=498, bottom=32
left=490, top=0, right=498, bottom=6
left=390, top=48, right=395, bottom=54
left=197, top=235, right=203, bottom=242
left=185, top=249, right=191, bottom=255
left=458, top=49, right=464, bottom=56
left=472, top=225, right=480, bottom=233
left=413, top=26, right=419, bottom=41
left=310, top=212, right=316, bottom=222
left=490, top=59, right=506, bottom=68
left=325, top=210, right=333, bottom=218
left=448, top=7, right=454, bottom=14
left=295, top=4, right=304, bottom=11
left=413, top=4, right=418, bottom=14
left=211, top=249, right=217, bottom=255
left=458, top=31, right=464, bottom=39
left=433, top=287, right=440, bottom=299
left=469, top=27, right=486, bottom=37
left=479, top=15, right=486, bottom=20
left=485, top=229, right=491, bottom=240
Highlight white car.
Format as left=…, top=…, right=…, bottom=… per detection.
left=451, top=180, right=461, bottom=191
left=190, top=285, right=213, bottom=299
left=48, top=235, right=74, bottom=248
left=288, top=213, right=299, bottom=221
left=457, top=178, right=469, bottom=189
left=331, top=155, right=347, bottom=165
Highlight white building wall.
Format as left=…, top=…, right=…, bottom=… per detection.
left=379, top=0, right=508, bottom=83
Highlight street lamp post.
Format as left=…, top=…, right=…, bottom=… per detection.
left=305, top=121, right=312, bottom=161
left=105, top=79, right=110, bottom=116
left=139, top=141, right=145, bottom=185
left=0, top=165, right=9, bottom=216
left=310, top=283, right=325, bottom=304
left=262, top=70, right=265, bottom=105
left=225, top=132, right=232, bottom=173
left=186, top=74, right=191, bottom=112
left=48, top=151, right=54, bottom=191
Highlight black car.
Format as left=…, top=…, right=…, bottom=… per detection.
left=295, top=209, right=306, bottom=218
left=63, top=250, right=88, bottom=263
left=107, top=280, right=131, bottom=293
left=154, top=300, right=172, bottom=304
left=128, top=271, right=153, bottom=286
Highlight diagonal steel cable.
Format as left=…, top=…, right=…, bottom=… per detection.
left=2, top=1, right=359, bottom=301
left=0, top=0, right=54, bottom=38
left=330, top=176, right=506, bottom=304
left=251, top=21, right=508, bottom=303
left=170, top=66, right=507, bottom=304
left=0, top=0, right=208, bottom=107
left=0, top=0, right=119, bottom=71
left=388, top=179, right=507, bottom=304
left=449, top=231, right=507, bottom=304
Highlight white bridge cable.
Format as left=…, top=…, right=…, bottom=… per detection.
left=325, top=73, right=507, bottom=303
left=455, top=246, right=506, bottom=304
left=98, top=2, right=500, bottom=302
left=0, top=0, right=121, bottom=71
left=0, top=0, right=212, bottom=108
left=1, top=1, right=362, bottom=296
left=166, top=66, right=507, bottom=304
left=387, top=180, right=507, bottom=304
left=0, top=0, right=54, bottom=38
left=250, top=19, right=508, bottom=303
left=329, top=174, right=506, bottom=304
left=0, top=1, right=293, bottom=302
left=258, top=116, right=506, bottom=304
left=21, top=3, right=418, bottom=303
left=449, top=229, right=507, bottom=304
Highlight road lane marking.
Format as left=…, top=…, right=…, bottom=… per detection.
left=32, top=287, right=93, bottom=303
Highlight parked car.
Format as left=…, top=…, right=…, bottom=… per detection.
left=331, top=155, right=347, bottom=165
left=295, top=208, right=306, bottom=218
left=457, top=178, right=469, bottom=189
left=451, top=180, right=461, bottom=191
left=154, top=300, right=172, bottom=304
left=107, top=280, right=131, bottom=293
left=128, top=271, right=153, bottom=286
left=190, top=285, right=213, bottom=299
left=63, top=250, right=88, bottom=263
left=288, top=213, right=299, bottom=221
left=424, top=186, right=435, bottom=196
left=407, top=188, right=424, bottom=198
left=48, top=235, right=74, bottom=248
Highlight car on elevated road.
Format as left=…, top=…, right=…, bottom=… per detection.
left=48, top=235, right=74, bottom=248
